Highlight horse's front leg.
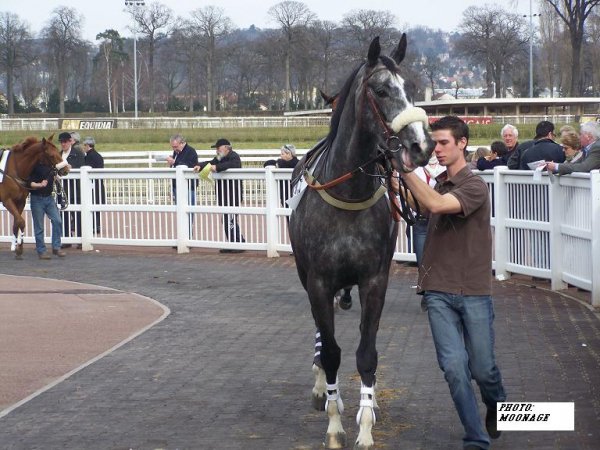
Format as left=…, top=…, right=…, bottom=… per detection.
left=6, top=200, right=25, bottom=258
left=308, top=280, right=346, bottom=449
left=354, top=280, right=388, bottom=450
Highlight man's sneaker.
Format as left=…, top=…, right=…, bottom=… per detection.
left=52, top=249, right=66, bottom=257
left=38, top=253, right=51, bottom=260
left=486, top=407, right=501, bottom=439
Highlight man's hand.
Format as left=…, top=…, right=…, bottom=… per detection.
left=546, top=162, right=557, bottom=173
left=193, top=165, right=201, bottom=172
left=210, top=164, right=217, bottom=172
left=40, top=180, right=48, bottom=188
left=166, top=156, right=175, bottom=166
left=390, top=170, right=400, bottom=194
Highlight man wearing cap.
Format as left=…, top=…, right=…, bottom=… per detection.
left=194, top=138, right=245, bottom=253
left=58, top=132, right=85, bottom=248
left=82, top=137, right=105, bottom=234
left=515, top=121, right=565, bottom=170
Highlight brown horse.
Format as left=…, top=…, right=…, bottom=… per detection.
left=0, top=136, right=67, bottom=258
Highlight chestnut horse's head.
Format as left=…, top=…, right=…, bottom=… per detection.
left=40, top=134, right=70, bottom=176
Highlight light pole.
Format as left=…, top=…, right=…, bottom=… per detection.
left=524, top=0, right=541, bottom=98
left=124, top=0, right=145, bottom=118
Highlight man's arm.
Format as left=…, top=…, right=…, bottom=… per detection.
left=551, top=147, right=600, bottom=175
left=399, top=171, right=462, bottom=214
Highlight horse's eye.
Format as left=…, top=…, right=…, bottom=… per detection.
left=374, top=88, right=388, bottom=98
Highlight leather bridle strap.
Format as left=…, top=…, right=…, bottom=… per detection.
left=304, top=171, right=387, bottom=211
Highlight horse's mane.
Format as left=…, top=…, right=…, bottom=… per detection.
left=12, top=137, right=41, bottom=153
left=326, top=63, right=364, bottom=145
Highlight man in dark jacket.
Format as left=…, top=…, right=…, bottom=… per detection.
left=82, top=137, right=105, bottom=233
left=195, top=138, right=245, bottom=253
left=518, top=121, right=565, bottom=170
left=167, top=133, right=199, bottom=205
left=58, top=131, right=85, bottom=247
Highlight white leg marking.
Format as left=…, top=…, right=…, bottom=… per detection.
left=355, top=383, right=376, bottom=449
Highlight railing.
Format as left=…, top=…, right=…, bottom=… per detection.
left=0, top=116, right=331, bottom=131
left=1, top=166, right=598, bottom=306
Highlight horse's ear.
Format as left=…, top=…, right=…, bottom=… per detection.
left=41, top=137, right=47, bottom=147
left=320, top=90, right=330, bottom=103
left=367, top=37, right=381, bottom=67
left=391, top=33, right=407, bottom=65
left=48, top=133, right=55, bottom=142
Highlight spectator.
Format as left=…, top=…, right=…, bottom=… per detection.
left=58, top=131, right=85, bottom=248
left=500, top=124, right=519, bottom=161
left=194, top=138, right=246, bottom=253
left=560, top=131, right=583, bottom=163
left=82, top=137, right=105, bottom=234
left=559, top=124, right=576, bottom=138
left=71, top=132, right=83, bottom=155
left=397, top=116, right=506, bottom=449
left=547, top=121, right=600, bottom=174
left=518, top=120, right=565, bottom=170
left=166, top=134, right=199, bottom=204
left=476, top=141, right=508, bottom=170
left=29, top=158, right=67, bottom=259
left=468, top=147, right=491, bottom=170
left=264, top=144, right=299, bottom=207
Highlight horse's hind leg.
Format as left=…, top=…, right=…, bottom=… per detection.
left=354, top=279, right=388, bottom=450
left=308, top=280, right=346, bottom=449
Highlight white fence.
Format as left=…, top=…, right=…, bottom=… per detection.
left=1, top=166, right=598, bottom=306
left=0, top=116, right=331, bottom=131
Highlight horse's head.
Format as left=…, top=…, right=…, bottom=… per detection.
left=356, top=35, right=434, bottom=172
left=41, top=135, right=70, bottom=176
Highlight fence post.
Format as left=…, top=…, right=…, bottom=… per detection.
left=175, top=166, right=190, bottom=253
left=548, top=173, right=566, bottom=291
left=264, top=166, right=280, bottom=258
left=79, top=166, right=94, bottom=251
left=493, top=166, right=509, bottom=281
left=590, top=170, right=600, bottom=307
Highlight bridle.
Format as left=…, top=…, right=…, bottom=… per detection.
left=304, top=63, right=422, bottom=224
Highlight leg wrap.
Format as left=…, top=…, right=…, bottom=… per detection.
left=356, top=383, right=376, bottom=425
left=325, top=381, right=344, bottom=414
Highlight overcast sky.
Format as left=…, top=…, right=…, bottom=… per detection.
left=2, top=0, right=531, bottom=42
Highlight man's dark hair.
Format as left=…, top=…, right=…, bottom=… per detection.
left=430, top=116, right=469, bottom=154
left=534, top=120, right=554, bottom=140
left=490, top=140, right=508, bottom=157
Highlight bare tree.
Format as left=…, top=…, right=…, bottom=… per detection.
left=538, top=1, right=569, bottom=96
left=455, top=5, right=528, bottom=97
left=542, top=0, right=600, bottom=95
left=127, top=1, right=173, bottom=112
left=268, top=1, right=316, bottom=111
left=96, top=29, right=126, bottom=114
left=310, top=20, right=340, bottom=99
left=41, top=6, right=84, bottom=115
left=341, top=9, right=397, bottom=57
left=0, top=12, right=34, bottom=114
left=189, top=6, right=232, bottom=112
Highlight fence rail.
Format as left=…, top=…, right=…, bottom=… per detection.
left=1, top=166, right=598, bottom=306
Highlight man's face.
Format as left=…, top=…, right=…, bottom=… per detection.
left=60, top=139, right=72, bottom=151
left=216, top=145, right=230, bottom=160
left=171, top=140, right=185, bottom=153
left=432, top=129, right=466, bottom=168
left=502, top=130, right=517, bottom=149
left=580, top=131, right=593, bottom=147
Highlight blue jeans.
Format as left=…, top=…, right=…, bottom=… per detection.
left=424, top=291, right=506, bottom=449
left=412, top=218, right=428, bottom=267
left=30, top=195, right=62, bottom=254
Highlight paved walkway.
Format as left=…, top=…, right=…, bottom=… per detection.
left=0, top=246, right=599, bottom=449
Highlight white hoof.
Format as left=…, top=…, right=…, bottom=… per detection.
left=325, top=431, right=347, bottom=449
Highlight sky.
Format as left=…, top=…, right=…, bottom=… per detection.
left=1, top=0, right=530, bottom=42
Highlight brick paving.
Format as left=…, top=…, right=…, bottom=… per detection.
left=0, top=246, right=599, bottom=449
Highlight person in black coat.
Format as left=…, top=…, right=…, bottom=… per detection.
left=195, top=138, right=245, bottom=252
left=58, top=131, right=85, bottom=247
left=82, top=137, right=105, bottom=233
left=167, top=133, right=199, bottom=204
left=518, top=121, right=565, bottom=170
left=263, top=144, right=299, bottom=206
